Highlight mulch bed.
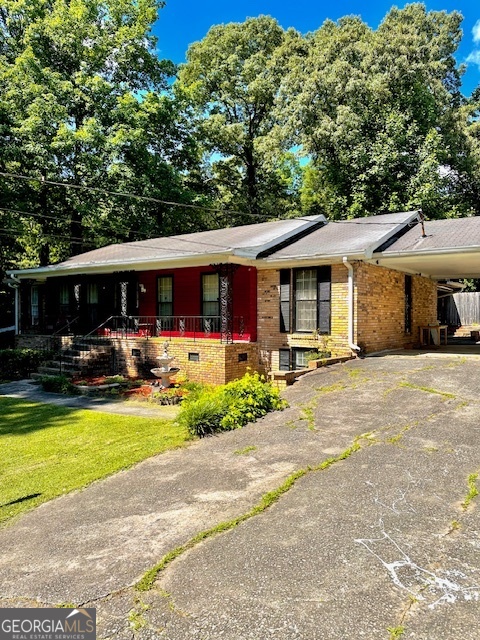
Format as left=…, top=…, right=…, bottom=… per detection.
left=123, top=385, right=154, bottom=399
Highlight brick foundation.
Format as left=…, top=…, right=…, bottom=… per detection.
left=110, top=338, right=260, bottom=385
left=16, top=334, right=259, bottom=385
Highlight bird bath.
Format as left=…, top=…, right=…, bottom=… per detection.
left=151, top=343, right=180, bottom=388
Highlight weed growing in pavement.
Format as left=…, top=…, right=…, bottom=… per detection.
left=398, top=382, right=455, bottom=399
left=234, top=446, right=257, bottom=456
left=461, top=472, right=479, bottom=511
left=135, top=440, right=362, bottom=592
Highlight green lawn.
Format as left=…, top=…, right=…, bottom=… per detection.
left=0, top=397, right=191, bottom=525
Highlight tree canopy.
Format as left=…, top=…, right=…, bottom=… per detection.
left=279, top=4, right=476, bottom=220
left=176, top=16, right=304, bottom=224
left=0, top=0, right=203, bottom=277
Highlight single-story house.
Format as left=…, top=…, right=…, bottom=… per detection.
left=6, top=212, right=480, bottom=384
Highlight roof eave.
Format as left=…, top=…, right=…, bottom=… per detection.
left=374, top=245, right=480, bottom=259
left=7, top=251, right=253, bottom=280
left=258, top=251, right=366, bottom=269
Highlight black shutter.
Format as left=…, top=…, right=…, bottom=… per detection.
left=405, top=275, right=412, bottom=333
left=280, top=269, right=291, bottom=333
left=317, top=266, right=331, bottom=334
left=279, top=348, right=291, bottom=371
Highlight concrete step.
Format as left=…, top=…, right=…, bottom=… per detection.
left=44, top=357, right=77, bottom=367
left=61, top=349, right=81, bottom=357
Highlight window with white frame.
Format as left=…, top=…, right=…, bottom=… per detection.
left=31, top=286, right=39, bottom=326
left=280, top=267, right=331, bottom=335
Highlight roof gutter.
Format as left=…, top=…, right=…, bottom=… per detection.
left=6, top=252, right=255, bottom=280
left=342, top=257, right=361, bottom=355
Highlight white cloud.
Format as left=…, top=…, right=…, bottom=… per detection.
left=466, top=50, right=480, bottom=69
left=473, top=20, right=480, bottom=44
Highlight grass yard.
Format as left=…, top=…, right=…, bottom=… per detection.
left=0, top=397, right=191, bottom=526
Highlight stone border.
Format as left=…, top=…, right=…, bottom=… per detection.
left=269, top=355, right=354, bottom=387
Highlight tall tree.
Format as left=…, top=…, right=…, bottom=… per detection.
left=176, top=16, right=303, bottom=223
left=280, top=4, right=471, bottom=220
left=0, top=0, right=200, bottom=272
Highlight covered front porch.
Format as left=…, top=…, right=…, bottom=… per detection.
left=16, top=264, right=257, bottom=345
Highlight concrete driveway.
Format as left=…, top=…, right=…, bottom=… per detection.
left=1, top=351, right=480, bottom=639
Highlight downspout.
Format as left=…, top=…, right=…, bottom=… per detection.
left=7, top=274, right=21, bottom=335
left=342, top=257, right=361, bottom=355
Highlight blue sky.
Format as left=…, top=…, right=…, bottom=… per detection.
left=152, top=0, right=480, bottom=96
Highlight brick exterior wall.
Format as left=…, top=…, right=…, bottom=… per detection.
left=16, top=334, right=259, bottom=385
left=355, top=262, right=437, bottom=353
left=17, top=261, right=438, bottom=382
left=111, top=338, right=259, bottom=385
left=257, top=261, right=438, bottom=368
left=257, top=265, right=351, bottom=373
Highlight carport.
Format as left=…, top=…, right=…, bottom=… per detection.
left=374, top=216, right=480, bottom=352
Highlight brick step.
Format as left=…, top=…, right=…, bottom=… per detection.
left=37, top=365, right=78, bottom=376
left=72, top=343, right=112, bottom=354
left=61, top=348, right=81, bottom=357
left=43, top=356, right=77, bottom=367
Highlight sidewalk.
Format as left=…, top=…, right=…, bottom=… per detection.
left=0, top=379, right=176, bottom=418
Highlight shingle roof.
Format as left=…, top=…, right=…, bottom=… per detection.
left=380, top=217, right=480, bottom=254
left=26, top=216, right=325, bottom=273
left=264, top=211, right=419, bottom=261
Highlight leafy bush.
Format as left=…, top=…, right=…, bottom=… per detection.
left=305, top=349, right=331, bottom=362
left=39, top=375, right=79, bottom=395
left=0, top=348, right=52, bottom=380
left=177, top=372, right=287, bottom=437
left=104, top=375, right=127, bottom=384
left=179, top=380, right=209, bottom=399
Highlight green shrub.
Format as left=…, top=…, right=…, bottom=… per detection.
left=104, top=375, right=127, bottom=384
left=39, top=375, right=79, bottom=395
left=0, top=348, right=51, bottom=380
left=177, top=372, right=287, bottom=437
left=305, top=349, right=331, bottom=362
left=180, top=380, right=209, bottom=400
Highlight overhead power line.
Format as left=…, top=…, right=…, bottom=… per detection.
left=0, top=170, right=424, bottom=227
left=0, top=170, right=271, bottom=220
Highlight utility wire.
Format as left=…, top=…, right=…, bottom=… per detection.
left=0, top=170, right=424, bottom=226
left=0, top=170, right=271, bottom=220
left=0, top=207, right=237, bottom=254
left=0, top=205, right=158, bottom=240
left=0, top=227, right=95, bottom=246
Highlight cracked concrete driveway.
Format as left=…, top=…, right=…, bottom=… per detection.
left=1, top=351, right=480, bottom=639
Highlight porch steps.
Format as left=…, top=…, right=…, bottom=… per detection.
left=35, top=339, right=113, bottom=379
left=35, top=364, right=79, bottom=377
